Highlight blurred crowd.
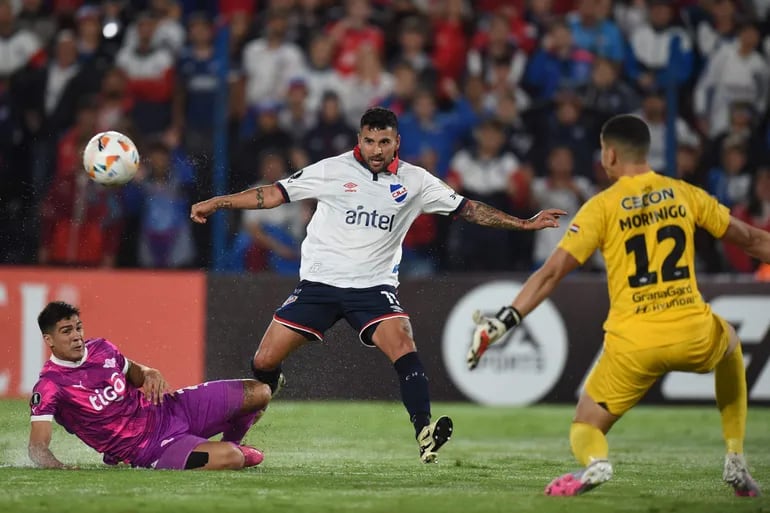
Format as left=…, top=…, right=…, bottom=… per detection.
left=2, top=0, right=770, bottom=278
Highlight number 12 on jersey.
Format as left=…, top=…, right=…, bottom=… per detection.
left=625, top=224, right=690, bottom=288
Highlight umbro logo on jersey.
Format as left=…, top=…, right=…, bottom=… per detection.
left=344, top=182, right=358, bottom=192
left=390, top=184, right=408, bottom=203
left=103, top=358, right=117, bottom=369
left=288, top=169, right=304, bottom=182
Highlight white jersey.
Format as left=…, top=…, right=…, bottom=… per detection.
left=276, top=150, right=466, bottom=288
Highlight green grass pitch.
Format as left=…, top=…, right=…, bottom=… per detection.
left=0, top=400, right=768, bottom=513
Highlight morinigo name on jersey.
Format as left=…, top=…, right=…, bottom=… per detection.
left=618, top=187, right=686, bottom=231
left=345, top=205, right=395, bottom=232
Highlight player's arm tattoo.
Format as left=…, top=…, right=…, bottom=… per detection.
left=458, top=200, right=527, bottom=230
left=255, top=187, right=265, bottom=209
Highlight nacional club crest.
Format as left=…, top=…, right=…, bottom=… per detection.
left=390, top=183, right=408, bottom=203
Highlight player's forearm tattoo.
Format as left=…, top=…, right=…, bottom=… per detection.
left=215, top=199, right=233, bottom=209
left=459, top=200, right=525, bottom=230
left=256, top=187, right=265, bottom=209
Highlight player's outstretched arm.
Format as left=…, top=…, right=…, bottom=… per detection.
left=721, top=216, right=770, bottom=263
left=126, top=359, right=170, bottom=405
left=458, top=200, right=566, bottom=230
left=29, top=420, right=69, bottom=469
left=468, top=248, right=580, bottom=370
left=190, top=184, right=286, bottom=223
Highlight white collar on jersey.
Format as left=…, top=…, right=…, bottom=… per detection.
left=49, top=345, right=89, bottom=368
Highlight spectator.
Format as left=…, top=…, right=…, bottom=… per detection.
left=123, top=0, right=185, bottom=56
left=495, top=90, right=535, bottom=162
left=430, top=0, right=470, bottom=91
left=380, top=60, right=418, bottom=116
left=446, top=118, right=530, bottom=271
left=635, top=90, right=699, bottom=175
left=626, top=0, right=694, bottom=93
left=294, top=0, right=327, bottom=51
left=523, top=20, right=593, bottom=102
left=694, top=0, right=738, bottom=61
left=531, top=92, right=598, bottom=182
left=38, top=102, right=123, bottom=268
left=531, top=146, right=595, bottom=267
left=467, top=13, right=528, bottom=90
left=723, top=167, right=770, bottom=272
left=398, top=86, right=479, bottom=178
left=95, top=67, right=133, bottom=132
left=137, top=139, right=196, bottom=268
left=303, top=33, right=341, bottom=114
left=391, top=15, right=436, bottom=90
left=23, top=30, right=86, bottom=195
left=174, top=12, right=217, bottom=157
left=241, top=8, right=305, bottom=107
left=232, top=100, right=292, bottom=191
left=116, top=11, right=175, bottom=136
left=706, top=136, right=752, bottom=208
left=338, top=44, right=394, bottom=126
left=676, top=140, right=705, bottom=185
left=525, top=0, right=560, bottom=42
left=237, top=152, right=311, bottom=274
left=0, top=0, right=43, bottom=79
left=100, top=0, right=131, bottom=55
left=482, top=54, right=531, bottom=113
left=74, top=5, right=115, bottom=83
left=567, top=0, right=625, bottom=62
left=708, top=102, right=765, bottom=171
left=327, top=0, right=384, bottom=76
left=695, top=22, right=769, bottom=140
left=302, top=91, right=357, bottom=162
left=16, top=0, right=56, bottom=47
left=578, top=57, right=640, bottom=127
left=279, top=78, right=315, bottom=142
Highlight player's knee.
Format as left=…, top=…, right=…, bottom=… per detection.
left=242, top=379, right=271, bottom=410
left=389, top=334, right=417, bottom=360
left=250, top=359, right=283, bottom=395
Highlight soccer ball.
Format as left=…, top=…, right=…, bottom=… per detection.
left=82, top=131, right=140, bottom=186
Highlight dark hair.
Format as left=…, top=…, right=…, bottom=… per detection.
left=360, top=107, right=398, bottom=132
left=601, top=114, right=650, bottom=162
left=38, top=301, right=80, bottom=334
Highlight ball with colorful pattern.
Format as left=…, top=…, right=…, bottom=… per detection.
left=82, top=131, right=140, bottom=186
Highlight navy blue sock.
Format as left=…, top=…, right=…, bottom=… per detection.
left=393, top=352, right=431, bottom=437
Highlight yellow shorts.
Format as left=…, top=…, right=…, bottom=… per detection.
left=584, top=313, right=731, bottom=416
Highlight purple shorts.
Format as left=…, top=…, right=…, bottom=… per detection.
left=132, top=379, right=245, bottom=469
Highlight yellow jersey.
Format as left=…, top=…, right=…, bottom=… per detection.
left=558, top=171, right=730, bottom=349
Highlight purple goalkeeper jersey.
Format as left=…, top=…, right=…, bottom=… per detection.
left=30, top=338, right=157, bottom=464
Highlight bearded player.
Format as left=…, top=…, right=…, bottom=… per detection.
left=190, top=107, right=566, bottom=463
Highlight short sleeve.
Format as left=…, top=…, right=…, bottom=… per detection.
left=557, top=195, right=605, bottom=264
left=686, top=183, right=730, bottom=238
left=420, top=171, right=466, bottom=215
left=276, top=161, right=325, bottom=202
left=99, top=339, right=129, bottom=375
left=30, top=379, right=59, bottom=422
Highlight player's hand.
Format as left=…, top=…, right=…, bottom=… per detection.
left=467, top=307, right=522, bottom=370
left=525, top=209, right=567, bottom=230
left=190, top=199, right=217, bottom=224
left=142, top=368, right=170, bottom=405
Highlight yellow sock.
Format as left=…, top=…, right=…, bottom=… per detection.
left=715, top=344, right=747, bottom=455
left=570, top=422, right=608, bottom=466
